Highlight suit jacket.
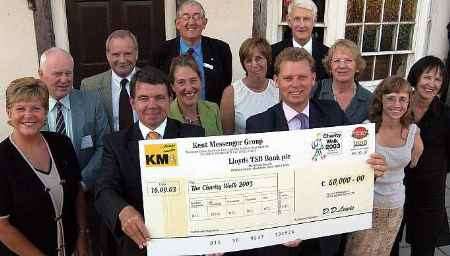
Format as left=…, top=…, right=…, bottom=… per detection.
left=43, top=89, right=111, bottom=190
left=268, top=38, right=329, bottom=81
left=80, top=70, right=115, bottom=129
left=169, top=99, right=223, bottom=136
left=151, top=36, right=232, bottom=105
left=95, top=118, right=204, bottom=255
left=246, top=100, right=347, bottom=256
left=0, top=132, right=81, bottom=255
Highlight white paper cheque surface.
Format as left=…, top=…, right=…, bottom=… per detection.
left=139, top=123, right=375, bottom=255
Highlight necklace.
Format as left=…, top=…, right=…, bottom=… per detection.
left=332, top=82, right=357, bottom=102
left=183, top=114, right=200, bottom=125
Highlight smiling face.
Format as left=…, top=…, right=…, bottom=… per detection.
left=106, top=36, right=138, bottom=78
left=415, top=68, right=443, bottom=102
left=8, top=97, right=47, bottom=137
left=243, top=47, right=268, bottom=79
left=175, top=3, right=207, bottom=45
left=39, top=51, right=74, bottom=100
left=130, top=82, right=170, bottom=129
left=275, top=60, right=316, bottom=112
left=172, top=66, right=201, bottom=108
left=287, top=7, right=315, bottom=45
left=382, top=91, right=410, bottom=121
left=330, top=47, right=357, bottom=84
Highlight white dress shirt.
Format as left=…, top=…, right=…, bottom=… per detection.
left=282, top=101, right=310, bottom=130
left=111, top=68, right=137, bottom=131
left=292, top=37, right=313, bottom=55
left=138, top=119, right=167, bottom=140
left=48, top=95, right=73, bottom=141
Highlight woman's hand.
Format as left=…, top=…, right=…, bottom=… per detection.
left=367, top=153, right=387, bottom=177
left=283, top=239, right=302, bottom=247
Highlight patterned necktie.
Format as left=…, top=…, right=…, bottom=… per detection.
left=55, top=101, right=66, bottom=135
left=119, top=78, right=133, bottom=130
left=146, top=131, right=160, bottom=140
left=186, top=48, right=195, bottom=56
left=296, top=113, right=309, bottom=129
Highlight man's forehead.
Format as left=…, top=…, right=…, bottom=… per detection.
left=279, top=60, right=312, bottom=73
left=180, top=4, right=202, bottom=14
left=135, top=82, right=169, bottom=94
left=290, top=7, right=314, bottom=17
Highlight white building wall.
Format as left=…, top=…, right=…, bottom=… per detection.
left=427, top=0, right=450, bottom=60
left=196, top=0, right=253, bottom=80
left=0, top=1, right=39, bottom=140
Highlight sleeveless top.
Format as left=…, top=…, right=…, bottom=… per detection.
left=374, top=123, right=418, bottom=209
left=232, top=78, right=279, bottom=134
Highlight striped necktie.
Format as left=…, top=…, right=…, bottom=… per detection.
left=55, top=101, right=66, bottom=135
left=296, top=113, right=309, bottom=129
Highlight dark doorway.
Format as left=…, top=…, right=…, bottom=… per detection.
left=66, top=0, right=165, bottom=87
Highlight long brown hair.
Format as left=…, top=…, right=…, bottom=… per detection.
left=368, top=76, right=414, bottom=132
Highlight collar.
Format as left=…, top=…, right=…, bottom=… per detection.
left=138, top=118, right=167, bottom=139
left=112, top=68, right=136, bottom=88
left=180, top=38, right=202, bottom=54
left=282, top=101, right=309, bottom=122
left=49, top=94, right=71, bottom=111
left=292, top=37, right=313, bottom=54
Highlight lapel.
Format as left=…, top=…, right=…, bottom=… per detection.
left=100, top=70, right=113, bottom=126
left=309, top=100, right=326, bottom=128
left=201, top=36, right=213, bottom=67
left=127, top=122, right=144, bottom=172
left=272, top=103, right=289, bottom=131
left=69, top=91, right=84, bottom=154
left=163, top=118, right=180, bottom=139
left=311, top=38, right=320, bottom=63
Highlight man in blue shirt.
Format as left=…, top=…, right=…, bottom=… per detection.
left=152, top=0, right=232, bottom=105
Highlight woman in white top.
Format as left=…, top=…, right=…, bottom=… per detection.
left=345, top=76, right=423, bottom=256
left=221, top=37, right=279, bottom=134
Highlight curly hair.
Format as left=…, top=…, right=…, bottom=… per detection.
left=368, top=76, right=414, bottom=132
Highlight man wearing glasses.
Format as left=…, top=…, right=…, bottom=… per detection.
left=152, top=0, right=232, bottom=105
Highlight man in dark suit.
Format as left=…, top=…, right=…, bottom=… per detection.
left=246, top=47, right=386, bottom=256
left=268, top=0, right=329, bottom=81
left=95, top=67, right=204, bottom=255
left=81, top=29, right=139, bottom=132
left=151, top=0, right=232, bottom=105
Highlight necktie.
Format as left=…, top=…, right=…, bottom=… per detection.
left=146, top=131, right=160, bottom=140
left=119, top=78, right=133, bottom=130
left=296, top=113, right=309, bottom=129
left=186, top=48, right=195, bottom=56
left=55, top=101, right=66, bottom=135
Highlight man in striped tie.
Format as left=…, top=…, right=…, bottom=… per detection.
left=39, top=47, right=110, bottom=255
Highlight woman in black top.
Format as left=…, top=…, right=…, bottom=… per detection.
left=402, top=56, right=450, bottom=256
left=0, top=77, right=88, bottom=255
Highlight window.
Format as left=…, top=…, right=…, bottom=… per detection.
left=345, top=0, right=417, bottom=82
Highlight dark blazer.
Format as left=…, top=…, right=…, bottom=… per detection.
left=268, top=38, right=329, bottom=81
left=246, top=100, right=347, bottom=256
left=95, top=118, right=204, bottom=255
left=0, top=132, right=81, bottom=255
left=151, top=36, right=232, bottom=105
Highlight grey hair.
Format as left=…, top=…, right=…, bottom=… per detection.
left=288, top=0, right=318, bottom=21
left=176, top=0, right=206, bottom=18
left=105, top=29, right=139, bottom=52
left=39, top=47, right=74, bottom=72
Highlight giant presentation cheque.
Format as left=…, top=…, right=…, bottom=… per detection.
left=139, top=123, right=375, bottom=255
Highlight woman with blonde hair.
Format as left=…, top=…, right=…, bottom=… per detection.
left=313, top=39, right=372, bottom=124
left=0, top=77, right=87, bottom=255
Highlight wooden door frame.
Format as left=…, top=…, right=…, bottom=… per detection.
left=29, top=0, right=55, bottom=56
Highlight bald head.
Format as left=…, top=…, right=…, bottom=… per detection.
left=38, top=47, right=74, bottom=100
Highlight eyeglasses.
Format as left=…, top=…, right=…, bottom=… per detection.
left=179, top=13, right=204, bottom=22
left=331, top=58, right=354, bottom=66
left=382, top=95, right=409, bottom=105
